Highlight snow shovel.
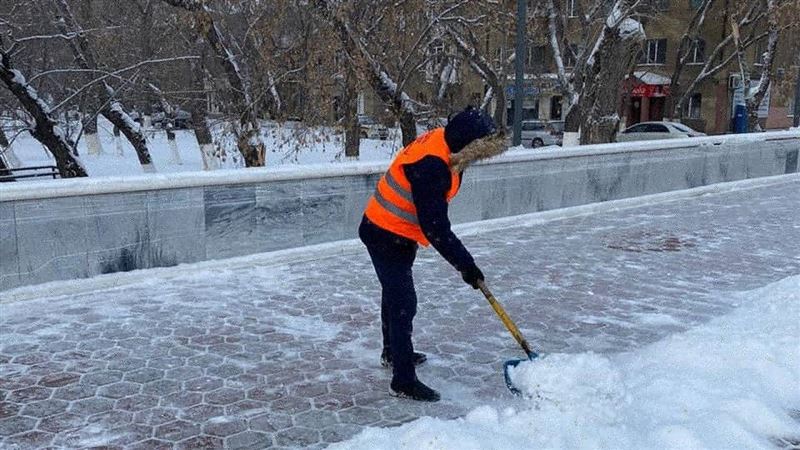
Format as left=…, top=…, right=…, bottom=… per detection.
left=478, top=281, right=538, bottom=395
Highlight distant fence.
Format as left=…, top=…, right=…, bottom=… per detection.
left=0, top=165, right=60, bottom=182
left=1, top=131, right=798, bottom=291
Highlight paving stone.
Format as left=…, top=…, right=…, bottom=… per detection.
left=248, top=413, right=293, bottom=433
left=338, top=406, right=382, bottom=426
left=115, top=394, right=160, bottom=412
left=107, top=357, right=147, bottom=372
left=155, top=420, right=201, bottom=442
left=11, top=353, right=50, bottom=365
left=184, top=377, right=223, bottom=393
left=165, top=366, right=204, bottom=380
left=0, top=402, right=21, bottom=420
left=127, top=438, right=174, bottom=450
left=179, top=404, right=224, bottom=422
left=105, top=423, right=154, bottom=446
left=8, top=386, right=52, bottom=403
left=0, top=415, right=37, bottom=436
left=97, top=382, right=141, bottom=399
left=37, top=372, right=80, bottom=388
left=124, top=368, right=164, bottom=384
left=2, top=430, right=55, bottom=448
left=201, top=416, right=247, bottom=437
left=37, top=412, right=86, bottom=433
left=224, top=430, right=272, bottom=449
left=293, top=409, right=340, bottom=429
left=270, top=396, right=312, bottom=415
left=19, top=399, right=69, bottom=418
left=274, top=426, right=322, bottom=447
left=160, top=391, right=203, bottom=409
left=205, top=387, right=245, bottom=406
left=133, top=407, right=179, bottom=426
left=176, top=434, right=224, bottom=449
left=69, top=397, right=115, bottom=416
left=147, top=357, right=186, bottom=370
left=224, top=399, right=267, bottom=417
left=142, top=379, right=181, bottom=396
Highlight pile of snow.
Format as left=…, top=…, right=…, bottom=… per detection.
left=333, top=275, right=800, bottom=450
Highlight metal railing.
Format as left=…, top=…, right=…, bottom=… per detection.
left=0, top=165, right=60, bottom=182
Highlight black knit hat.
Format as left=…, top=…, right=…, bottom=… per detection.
left=444, top=106, right=497, bottom=154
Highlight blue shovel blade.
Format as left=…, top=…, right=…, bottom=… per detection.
left=503, top=353, right=539, bottom=396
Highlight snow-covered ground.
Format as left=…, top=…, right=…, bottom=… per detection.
left=1, top=118, right=405, bottom=177
left=334, top=275, right=800, bottom=450
left=1, top=117, right=541, bottom=178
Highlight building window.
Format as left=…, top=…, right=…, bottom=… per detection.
left=564, top=44, right=579, bottom=68
left=567, top=0, right=578, bottom=17
left=753, top=40, right=766, bottom=66
left=647, top=0, right=670, bottom=10
left=640, top=38, right=667, bottom=65
left=688, top=38, right=705, bottom=64
left=426, top=41, right=445, bottom=82
left=688, top=93, right=702, bottom=119
left=527, top=45, right=546, bottom=71
left=550, top=96, right=563, bottom=120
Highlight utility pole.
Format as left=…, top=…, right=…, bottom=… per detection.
left=512, top=0, right=527, bottom=146
left=793, top=67, right=800, bottom=128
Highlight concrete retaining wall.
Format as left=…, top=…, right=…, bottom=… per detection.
left=1, top=132, right=798, bottom=292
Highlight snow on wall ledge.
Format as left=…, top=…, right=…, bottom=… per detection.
left=1, top=131, right=798, bottom=291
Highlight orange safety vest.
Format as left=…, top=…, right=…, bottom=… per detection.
left=364, top=128, right=460, bottom=246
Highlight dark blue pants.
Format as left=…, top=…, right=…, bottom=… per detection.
left=359, top=217, right=418, bottom=386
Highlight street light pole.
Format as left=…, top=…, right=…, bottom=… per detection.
left=512, top=0, right=527, bottom=146
left=793, top=67, right=800, bottom=128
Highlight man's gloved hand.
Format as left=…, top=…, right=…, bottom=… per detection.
left=461, top=265, right=484, bottom=289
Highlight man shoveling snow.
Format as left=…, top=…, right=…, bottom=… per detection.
left=359, top=106, right=507, bottom=402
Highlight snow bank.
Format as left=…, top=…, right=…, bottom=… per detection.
left=332, top=275, right=800, bottom=450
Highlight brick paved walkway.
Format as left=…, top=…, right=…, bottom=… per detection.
left=1, top=177, right=799, bottom=449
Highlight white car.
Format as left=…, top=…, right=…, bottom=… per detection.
left=516, top=120, right=564, bottom=147
left=617, top=121, right=706, bottom=142
left=358, top=115, right=389, bottom=140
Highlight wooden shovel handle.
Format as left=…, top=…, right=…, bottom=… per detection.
left=478, top=281, right=535, bottom=358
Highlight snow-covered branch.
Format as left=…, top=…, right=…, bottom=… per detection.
left=0, top=47, right=86, bottom=177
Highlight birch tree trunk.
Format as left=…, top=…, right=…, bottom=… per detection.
left=83, top=111, right=104, bottom=155
left=578, top=5, right=645, bottom=144
left=745, top=0, right=779, bottom=131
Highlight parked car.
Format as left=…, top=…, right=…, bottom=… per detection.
left=516, top=120, right=564, bottom=148
left=173, top=109, right=192, bottom=129
left=150, top=108, right=192, bottom=129
left=617, top=121, right=705, bottom=142
left=358, top=115, right=389, bottom=140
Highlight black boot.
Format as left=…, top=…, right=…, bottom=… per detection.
left=390, top=378, right=440, bottom=402
left=380, top=349, right=427, bottom=368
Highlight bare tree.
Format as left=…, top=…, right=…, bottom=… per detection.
left=547, top=0, right=645, bottom=143
left=443, top=1, right=515, bottom=128
left=0, top=39, right=87, bottom=177
left=160, top=0, right=266, bottom=167
left=739, top=0, right=780, bottom=130
left=313, top=0, right=463, bottom=146
left=51, top=0, right=157, bottom=172
left=667, top=0, right=793, bottom=124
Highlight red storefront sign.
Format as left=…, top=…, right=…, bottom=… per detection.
left=630, top=84, right=671, bottom=98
